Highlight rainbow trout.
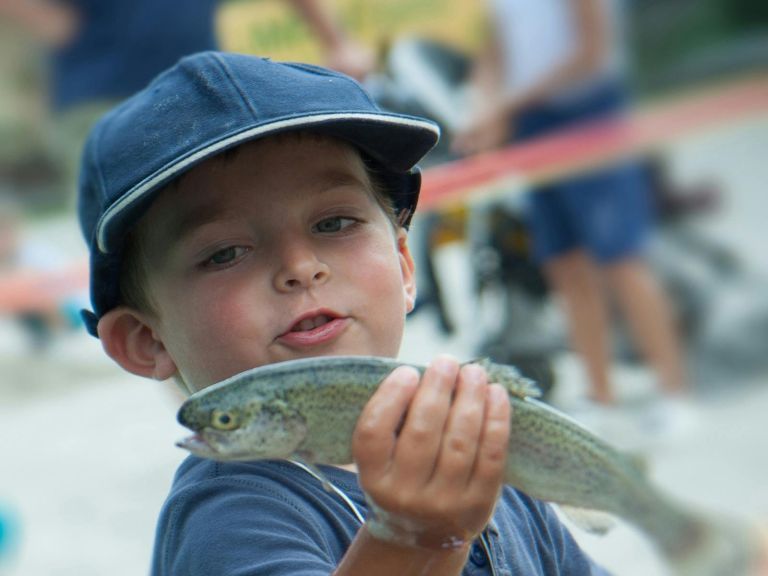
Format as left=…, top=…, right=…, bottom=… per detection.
left=176, top=356, right=762, bottom=575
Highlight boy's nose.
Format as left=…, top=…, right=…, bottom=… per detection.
left=273, top=243, right=330, bottom=291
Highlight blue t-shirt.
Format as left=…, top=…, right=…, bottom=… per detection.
left=151, top=457, right=609, bottom=575
left=51, top=0, right=218, bottom=110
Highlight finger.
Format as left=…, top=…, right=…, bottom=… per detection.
left=353, top=365, right=420, bottom=482
left=469, top=384, right=511, bottom=497
left=432, top=363, right=488, bottom=491
left=392, top=355, right=460, bottom=486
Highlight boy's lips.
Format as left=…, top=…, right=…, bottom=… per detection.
left=277, top=310, right=349, bottom=347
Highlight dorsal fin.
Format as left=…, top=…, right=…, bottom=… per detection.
left=471, top=358, right=543, bottom=399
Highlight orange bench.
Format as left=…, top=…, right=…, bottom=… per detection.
left=0, top=259, right=88, bottom=315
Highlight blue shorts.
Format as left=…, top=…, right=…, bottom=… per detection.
left=516, top=83, right=654, bottom=264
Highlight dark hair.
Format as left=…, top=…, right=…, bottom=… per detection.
left=118, top=134, right=404, bottom=316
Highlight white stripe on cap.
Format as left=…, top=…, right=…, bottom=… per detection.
left=96, top=112, right=439, bottom=253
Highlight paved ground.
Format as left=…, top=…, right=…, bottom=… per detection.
left=0, top=121, right=766, bottom=575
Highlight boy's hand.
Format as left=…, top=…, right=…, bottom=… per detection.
left=352, top=355, right=511, bottom=549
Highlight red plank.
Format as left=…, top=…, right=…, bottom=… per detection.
left=419, top=76, right=768, bottom=210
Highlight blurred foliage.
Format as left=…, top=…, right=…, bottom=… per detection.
left=627, top=0, right=768, bottom=94
left=218, top=0, right=484, bottom=64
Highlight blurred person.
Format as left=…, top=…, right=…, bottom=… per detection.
left=453, top=0, right=691, bottom=430
left=0, top=0, right=374, bottom=209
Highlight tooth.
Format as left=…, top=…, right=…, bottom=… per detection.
left=291, top=315, right=333, bottom=333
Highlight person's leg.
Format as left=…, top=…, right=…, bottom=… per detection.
left=574, top=158, right=690, bottom=402
left=604, top=258, right=688, bottom=397
left=527, top=165, right=619, bottom=406
left=544, top=249, right=615, bottom=405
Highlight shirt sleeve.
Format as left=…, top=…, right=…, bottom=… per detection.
left=151, top=476, right=352, bottom=576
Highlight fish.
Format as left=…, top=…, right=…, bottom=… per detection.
left=176, top=355, right=764, bottom=576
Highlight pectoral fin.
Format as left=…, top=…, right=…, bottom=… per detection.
left=559, top=505, right=617, bottom=536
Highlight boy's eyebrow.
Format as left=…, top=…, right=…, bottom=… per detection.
left=165, top=203, right=238, bottom=247
left=313, top=168, right=372, bottom=194
left=166, top=168, right=372, bottom=245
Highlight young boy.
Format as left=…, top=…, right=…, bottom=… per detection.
left=77, top=51, right=607, bottom=575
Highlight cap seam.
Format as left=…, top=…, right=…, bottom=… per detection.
left=210, top=52, right=260, bottom=120
left=285, top=62, right=379, bottom=108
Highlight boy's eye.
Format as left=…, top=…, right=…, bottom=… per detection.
left=206, top=246, right=248, bottom=266
left=313, top=216, right=356, bottom=234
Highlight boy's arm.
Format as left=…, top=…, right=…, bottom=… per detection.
left=335, top=357, right=511, bottom=575
left=334, top=527, right=471, bottom=575
left=284, top=0, right=374, bottom=80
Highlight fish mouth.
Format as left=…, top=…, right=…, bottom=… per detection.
left=176, top=433, right=220, bottom=458
left=176, top=432, right=265, bottom=462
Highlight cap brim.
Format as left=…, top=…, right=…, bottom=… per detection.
left=95, top=112, right=439, bottom=254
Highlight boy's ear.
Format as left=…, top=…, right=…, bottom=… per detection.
left=397, top=230, right=417, bottom=313
left=97, top=307, right=177, bottom=381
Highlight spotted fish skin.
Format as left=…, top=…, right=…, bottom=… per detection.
left=176, top=355, right=761, bottom=576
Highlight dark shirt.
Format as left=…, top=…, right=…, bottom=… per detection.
left=151, top=457, right=609, bottom=575
left=51, top=0, right=218, bottom=110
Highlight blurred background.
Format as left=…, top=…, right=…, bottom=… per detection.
left=1, top=0, right=767, bottom=574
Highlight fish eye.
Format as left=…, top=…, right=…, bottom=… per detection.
left=211, top=409, right=239, bottom=431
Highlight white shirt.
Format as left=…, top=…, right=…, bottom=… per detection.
left=489, top=0, right=626, bottom=103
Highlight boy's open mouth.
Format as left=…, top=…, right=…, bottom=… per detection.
left=291, top=314, right=333, bottom=332
left=278, top=310, right=347, bottom=346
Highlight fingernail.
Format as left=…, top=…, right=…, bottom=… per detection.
left=391, top=365, right=420, bottom=387
left=462, top=363, right=486, bottom=383
left=489, top=384, right=508, bottom=405
left=429, top=354, right=458, bottom=374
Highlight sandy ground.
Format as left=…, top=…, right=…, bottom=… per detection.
left=0, top=121, right=766, bottom=575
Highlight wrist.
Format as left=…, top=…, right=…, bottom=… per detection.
left=363, top=495, right=477, bottom=551
left=334, top=524, right=471, bottom=576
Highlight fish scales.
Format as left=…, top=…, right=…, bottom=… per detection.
left=176, top=355, right=762, bottom=576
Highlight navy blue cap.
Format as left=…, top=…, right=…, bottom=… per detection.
left=78, top=51, right=440, bottom=337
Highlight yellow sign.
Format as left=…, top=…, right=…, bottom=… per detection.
left=217, top=0, right=483, bottom=65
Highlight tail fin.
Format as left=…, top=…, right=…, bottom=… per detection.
left=668, top=517, right=765, bottom=576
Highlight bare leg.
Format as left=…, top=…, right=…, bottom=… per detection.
left=604, top=258, right=688, bottom=397
left=544, top=250, right=615, bottom=405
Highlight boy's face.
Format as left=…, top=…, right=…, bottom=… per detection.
left=126, top=136, right=416, bottom=393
